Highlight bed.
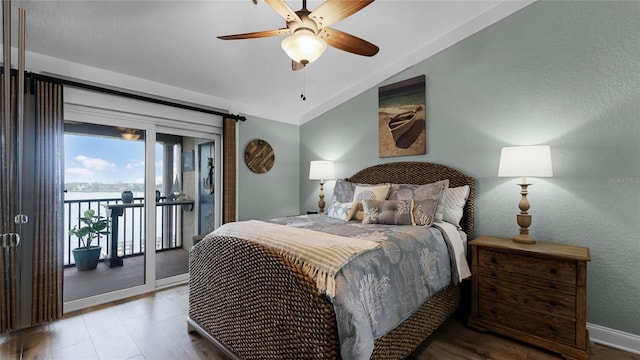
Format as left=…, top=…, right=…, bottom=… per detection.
left=187, top=161, right=475, bottom=359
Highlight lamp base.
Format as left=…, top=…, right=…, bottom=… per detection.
left=318, top=181, right=326, bottom=214
left=513, top=234, right=536, bottom=244
left=513, top=187, right=535, bottom=244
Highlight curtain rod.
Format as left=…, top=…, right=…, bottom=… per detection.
left=20, top=70, right=247, bottom=122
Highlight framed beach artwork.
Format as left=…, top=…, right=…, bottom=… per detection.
left=378, top=75, right=426, bottom=157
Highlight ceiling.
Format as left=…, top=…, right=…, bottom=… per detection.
left=7, top=0, right=533, bottom=125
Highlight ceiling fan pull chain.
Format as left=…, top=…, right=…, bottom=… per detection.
left=300, top=69, right=306, bottom=101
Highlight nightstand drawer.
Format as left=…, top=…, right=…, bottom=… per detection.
left=478, top=298, right=576, bottom=346
left=479, top=276, right=576, bottom=319
left=478, top=248, right=576, bottom=284
left=479, top=267, right=576, bottom=295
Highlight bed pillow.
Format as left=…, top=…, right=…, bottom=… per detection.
left=433, top=180, right=451, bottom=223
left=332, top=179, right=356, bottom=203
left=439, top=185, right=470, bottom=228
left=326, top=200, right=358, bottom=222
left=388, top=180, right=448, bottom=224
left=352, top=184, right=391, bottom=221
left=412, top=199, right=440, bottom=226
left=362, top=199, right=414, bottom=225
left=388, top=180, right=448, bottom=202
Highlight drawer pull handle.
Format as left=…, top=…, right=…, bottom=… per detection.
left=550, top=267, right=558, bottom=274
left=490, top=285, right=497, bottom=292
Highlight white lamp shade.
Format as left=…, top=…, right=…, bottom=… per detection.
left=281, top=29, right=327, bottom=65
left=309, top=160, right=335, bottom=181
left=498, top=145, right=553, bottom=177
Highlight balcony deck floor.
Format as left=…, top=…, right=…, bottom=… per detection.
left=64, top=248, right=189, bottom=302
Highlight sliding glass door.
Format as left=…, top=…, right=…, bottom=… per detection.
left=61, top=106, right=222, bottom=310
left=63, top=123, right=149, bottom=303
left=154, top=130, right=221, bottom=285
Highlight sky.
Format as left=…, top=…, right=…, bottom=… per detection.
left=64, top=134, right=163, bottom=185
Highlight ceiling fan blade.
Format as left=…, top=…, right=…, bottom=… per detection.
left=292, top=60, right=306, bottom=71
left=264, top=0, right=302, bottom=23
left=318, top=28, right=379, bottom=57
left=309, top=0, right=374, bottom=29
left=217, top=28, right=290, bottom=40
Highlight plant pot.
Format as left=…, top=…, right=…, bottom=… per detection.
left=121, top=190, right=134, bottom=204
left=72, top=246, right=102, bottom=271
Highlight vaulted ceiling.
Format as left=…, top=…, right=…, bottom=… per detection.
left=7, top=0, right=532, bottom=124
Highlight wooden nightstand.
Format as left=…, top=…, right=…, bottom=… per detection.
left=468, top=235, right=591, bottom=360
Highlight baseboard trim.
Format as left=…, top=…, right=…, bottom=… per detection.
left=588, top=323, right=640, bottom=355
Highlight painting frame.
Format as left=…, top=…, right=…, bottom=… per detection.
left=378, top=75, right=426, bottom=158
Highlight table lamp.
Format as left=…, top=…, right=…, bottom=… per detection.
left=309, top=160, right=335, bottom=214
left=498, top=145, right=553, bottom=244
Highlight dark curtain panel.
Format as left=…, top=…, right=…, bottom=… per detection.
left=223, top=117, right=236, bottom=224
left=0, top=72, right=18, bottom=333
left=30, top=79, right=63, bottom=325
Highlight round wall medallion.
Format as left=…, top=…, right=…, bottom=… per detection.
left=244, top=139, right=275, bottom=174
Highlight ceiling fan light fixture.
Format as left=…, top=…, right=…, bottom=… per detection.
left=121, top=130, right=141, bottom=141
left=281, top=29, right=327, bottom=65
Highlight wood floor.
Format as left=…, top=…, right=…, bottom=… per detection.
left=2, top=285, right=638, bottom=360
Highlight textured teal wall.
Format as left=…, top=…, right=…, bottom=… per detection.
left=238, top=116, right=300, bottom=220
left=300, top=1, right=640, bottom=335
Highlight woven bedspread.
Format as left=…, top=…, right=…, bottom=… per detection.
left=212, top=220, right=380, bottom=298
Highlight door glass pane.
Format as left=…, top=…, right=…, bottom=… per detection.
left=155, top=133, right=201, bottom=280
left=63, top=123, right=146, bottom=301
left=198, top=141, right=216, bottom=235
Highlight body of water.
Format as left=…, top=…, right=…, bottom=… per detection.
left=64, top=191, right=180, bottom=265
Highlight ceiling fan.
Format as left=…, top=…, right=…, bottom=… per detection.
left=218, top=0, right=379, bottom=70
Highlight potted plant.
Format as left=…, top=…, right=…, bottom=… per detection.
left=69, top=209, right=109, bottom=271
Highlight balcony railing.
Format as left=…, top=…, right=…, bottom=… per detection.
left=64, top=196, right=190, bottom=267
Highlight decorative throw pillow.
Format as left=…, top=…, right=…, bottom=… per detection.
left=326, top=200, right=357, bottom=222
left=362, top=200, right=414, bottom=225
left=352, top=184, right=390, bottom=221
left=388, top=180, right=448, bottom=224
left=412, top=199, right=440, bottom=226
left=332, top=179, right=356, bottom=203
left=440, top=185, right=470, bottom=228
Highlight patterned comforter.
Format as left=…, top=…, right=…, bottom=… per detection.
left=268, top=214, right=466, bottom=360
